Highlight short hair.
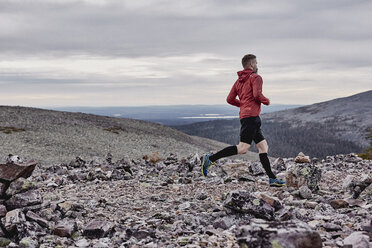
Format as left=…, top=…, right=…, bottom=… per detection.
left=242, top=54, right=256, bottom=68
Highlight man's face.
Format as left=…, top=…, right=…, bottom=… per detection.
left=251, top=59, right=258, bottom=73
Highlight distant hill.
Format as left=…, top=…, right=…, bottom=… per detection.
left=172, top=90, right=372, bottom=158
left=0, top=105, right=265, bottom=166
left=48, top=104, right=303, bottom=126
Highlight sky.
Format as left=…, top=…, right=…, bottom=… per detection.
left=0, top=0, right=371, bottom=107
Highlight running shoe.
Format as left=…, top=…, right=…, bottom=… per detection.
left=201, top=154, right=214, bottom=177
left=269, top=178, right=286, bottom=187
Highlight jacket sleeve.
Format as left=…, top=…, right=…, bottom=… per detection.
left=252, top=75, right=270, bottom=105
left=226, top=83, right=241, bottom=107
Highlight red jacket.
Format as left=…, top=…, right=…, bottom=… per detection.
left=226, top=68, right=270, bottom=119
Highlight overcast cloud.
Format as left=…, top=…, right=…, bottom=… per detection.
left=0, top=0, right=371, bottom=107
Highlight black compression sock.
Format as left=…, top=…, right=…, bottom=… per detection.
left=209, top=145, right=238, bottom=162
left=259, top=152, right=276, bottom=179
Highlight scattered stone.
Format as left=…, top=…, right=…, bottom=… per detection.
left=0, top=238, right=11, bottom=247
left=6, top=177, right=36, bottom=196
left=224, top=191, right=275, bottom=220
left=272, top=157, right=286, bottom=172
left=323, top=223, right=342, bottom=232
left=0, top=182, right=7, bottom=196
left=0, top=204, right=6, bottom=217
left=19, top=237, right=38, bottom=248
left=83, top=221, right=113, bottom=239
left=25, top=211, right=49, bottom=228
left=295, top=152, right=311, bottom=163
left=0, top=160, right=37, bottom=182
left=5, top=209, right=26, bottom=233
left=236, top=219, right=322, bottom=248
left=53, top=220, right=77, bottom=237
left=75, top=239, right=90, bottom=247
left=258, top=193, right=282, bottom=211
left=248, top=162, right=265, bottom=176
left=286, top=163, right=322, bottom=192
left=299, top=185, right=313, bottom=199
left=346, top=174, right=372, bottom=199
left=6, top=190, right=42, bottom=210
left=330, top=199, right=349, bottom=209
left=343, top=232, right=370, bottom=248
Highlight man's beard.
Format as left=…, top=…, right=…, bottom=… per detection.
left=254, top=67, right=258, bottom=73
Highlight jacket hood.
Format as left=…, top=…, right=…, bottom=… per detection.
left=237, top=68, right=254, bottom=83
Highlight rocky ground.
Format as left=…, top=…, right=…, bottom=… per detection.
left=0, top=152, right=372, bottom=248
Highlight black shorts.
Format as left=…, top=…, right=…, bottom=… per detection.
left=240, top=116, right=265, bottom=144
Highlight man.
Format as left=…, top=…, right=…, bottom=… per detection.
left=200, top=54, right=285, bottom=187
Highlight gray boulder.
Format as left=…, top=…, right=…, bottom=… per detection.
left=236, top=219, right=322, bottom=248
left=224, top=190, right=275, bottom=220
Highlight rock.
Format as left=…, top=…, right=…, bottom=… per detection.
left=6, top=178, right=36, bottom=196
left=19, top=237, right=38, bottom=248
left=224, top=190, right=275, bottom=220
left=0, top=205, right=6, bottom=217
left=213, top=216, right=235, bottom=230
left=221, top=162, right=249, bottom=178
left=343, top=232, right=370, bottom=248
left=272, top=157, right=286, bottom=172
left=196, top=192, right=208, bottom=201
left=69, top=157, right=86, bottom=168
left=53, top=220, right=77, bottom=237
left=236, top=219, right=322, bottom=248
left=258, top=193, right=282, bottom=211
left=75, top=239, right=90, bottom=247
left=5, top=209, right=26, bottom=233
left=323, top=223, right=342, bottom=231
left=83, top=221, right=113, bottom=239
left=299, top=185, right=312, bottom=199
left=286, top=163, right=322, bottom=192
left=248, top=162, right=265, bottom=176
left=330, top=199, right=349, bottom=209
left=0, top=238, right=11, bottom=247
left=0, top=160, right=37, bottom=182
left=295, top=152, right=311, bottom=163
left=6, top=190, right=42, bottom=210
left=0, top=182, right=7, bottom=196
left=346, top=174, right=372, bottom=199
left=25, top=211, right=49, bottom=228
left=342, top=175, right=355, bottom=191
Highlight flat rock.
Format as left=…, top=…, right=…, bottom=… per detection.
left=83, top=221, right=113, bottom=239
left=6, top=190, right=42, bottom=210
left=26, top=210, right=49, bottom=228
left=53, top=220, right=77, bottom=237
left=224, top=190, right=275, bottom=220
left=330, top=199, right=349, bottom=209
left=0, top=161, right=37, bottom=182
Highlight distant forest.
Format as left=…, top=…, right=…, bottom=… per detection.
left=171, top=119, right=366, bottom=159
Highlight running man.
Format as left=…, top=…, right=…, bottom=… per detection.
left=200, top=54, right=285, bottom=187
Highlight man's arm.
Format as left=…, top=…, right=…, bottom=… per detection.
left=226, top=83, right=241, bottom=107
left=252, top=75, right=270, bottom=105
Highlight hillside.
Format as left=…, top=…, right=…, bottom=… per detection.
left=262, top=90, right=372, bottom=147
left=172, top=90, right=372, bottom=158
left=0, top=106, right=264, bottom=166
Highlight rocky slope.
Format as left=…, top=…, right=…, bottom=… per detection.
left=262, top=90, right=372, bottom=147
left=0, top=151, right=371, bottom=247
left=0, top=105, right=262, bottom=166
